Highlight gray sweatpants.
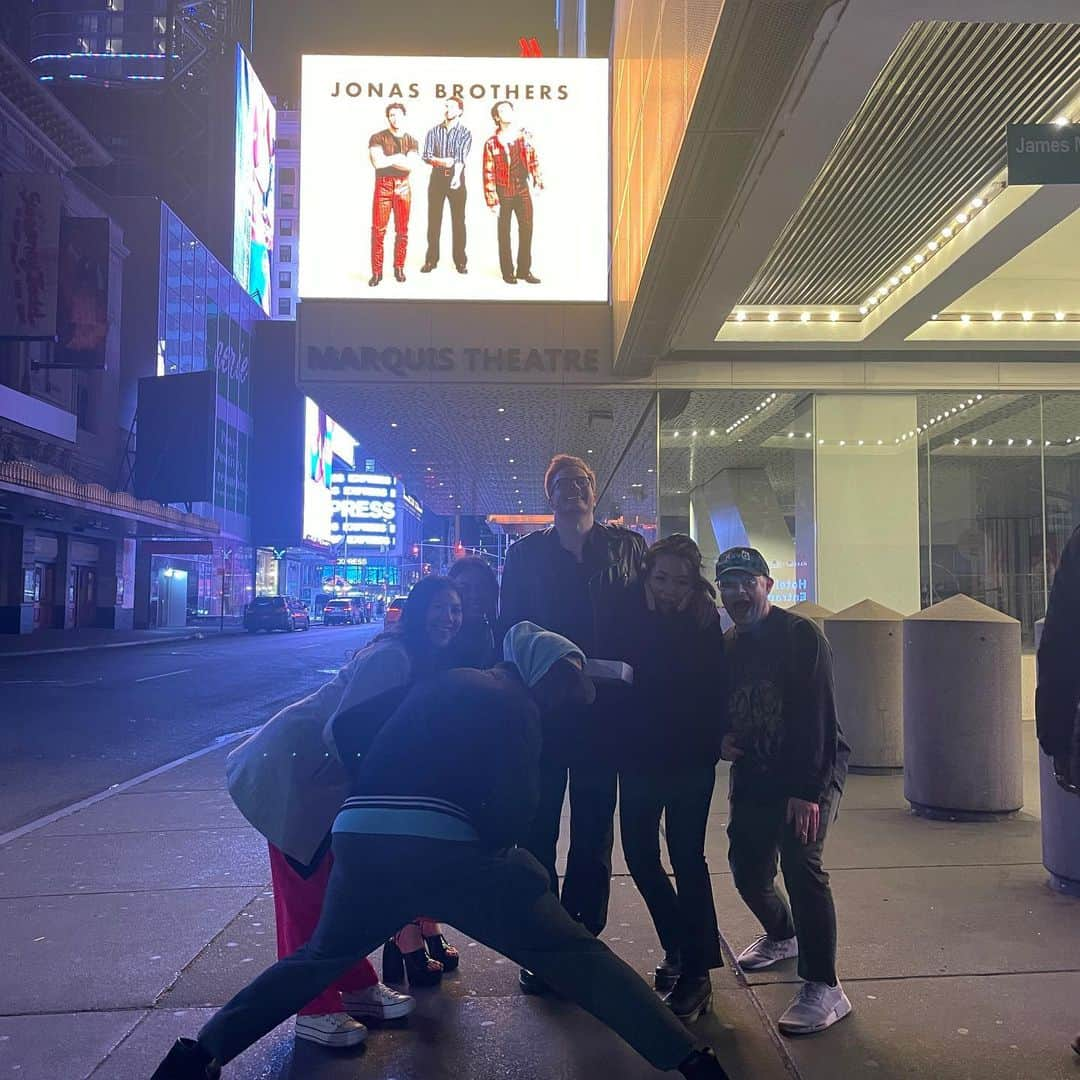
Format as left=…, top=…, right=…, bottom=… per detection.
left=198, top=831, right=698, bottom=1071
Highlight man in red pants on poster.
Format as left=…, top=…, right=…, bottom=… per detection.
left=368, top=103, right=420, bottom=287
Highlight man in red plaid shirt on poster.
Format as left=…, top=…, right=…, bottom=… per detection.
left=482, top=101, right=543, bottom=286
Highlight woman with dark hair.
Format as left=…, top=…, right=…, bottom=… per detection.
left=611, top=535, right=726, bottom=1023
left=447, top=555, right=500, bottom=668
left=225, top=576, right=462, bottom=1048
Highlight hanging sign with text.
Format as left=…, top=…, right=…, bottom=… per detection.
left=1007, top=123, right=1080, bottom=185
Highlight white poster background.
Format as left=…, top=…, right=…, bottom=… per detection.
left=299, top=55, right=609, bottom=303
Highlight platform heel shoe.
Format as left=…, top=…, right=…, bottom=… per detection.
left=424, top=932, right=460, bottom=973
left=654, top=948, right=682, bottom=992
left=382, top=936, right=444, bottom=987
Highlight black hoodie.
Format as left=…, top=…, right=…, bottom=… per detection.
left=723, top=606, right=849, bottom=804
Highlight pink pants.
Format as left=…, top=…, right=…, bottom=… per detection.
left=268, top=843, right=379, bottom=1015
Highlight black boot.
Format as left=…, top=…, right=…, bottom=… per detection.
left=151, top=1038, right=221, bottom=1079
left=368, top=273, right=381, bottom=287
left=654, top=948, right=682, bottom=992
left=665, top=973, right=712, bottom=1022
left=518, top=967, right=553, bottom=995
left=678, top=1046, right=730, bottom=1079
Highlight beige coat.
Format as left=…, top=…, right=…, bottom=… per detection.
left=225, top=638, right=412, bottom=864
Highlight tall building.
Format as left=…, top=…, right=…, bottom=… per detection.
left=0, top=38, right=219, bottom=635
left=25, top=0, right=253, bottom=254
left=272, top=108, right=298, bottom=320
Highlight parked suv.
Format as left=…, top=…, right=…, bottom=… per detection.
left=323, top=598, right=367, bottom=626
left=244, top=596, right=311, bottom=633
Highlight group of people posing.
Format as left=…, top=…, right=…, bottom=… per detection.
left=368, top=96, right=542, bottom=287
left=154, top=452, right=851, bottom=1080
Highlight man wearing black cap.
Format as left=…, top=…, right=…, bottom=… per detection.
left=715, top=547, right=852, bottom=1037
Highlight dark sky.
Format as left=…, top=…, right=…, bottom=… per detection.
left=252, top=1, right=565, bottom=104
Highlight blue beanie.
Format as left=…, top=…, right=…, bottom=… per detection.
left=502, top=621, right=585, bottom=687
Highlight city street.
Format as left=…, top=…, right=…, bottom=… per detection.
left=0, top=624, right=380, bottom=833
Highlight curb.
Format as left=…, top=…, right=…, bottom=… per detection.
left=0, top=728, right=257, bottom=847
left=0, top=632, right=203, bottom=658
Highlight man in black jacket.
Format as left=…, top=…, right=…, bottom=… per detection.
left=497, top=453, right=646, bottom=989
left=1035, top=525, right=1080, bottom=1058
left=716, top=547, right=852, bottom=1038
left=152, top=623, right=730, bottom=1080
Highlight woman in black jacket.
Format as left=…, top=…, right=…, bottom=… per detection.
left=447, top=555, right=499, bottom=668
left=613, top=535, right=726, bottom=1023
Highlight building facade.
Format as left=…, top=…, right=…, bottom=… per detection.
left=0, top=39, right=219, bottom=635
left=119, top=196, right=265, bottom=627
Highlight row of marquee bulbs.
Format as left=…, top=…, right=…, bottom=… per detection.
left=727, top=308, right=1080, bottom=324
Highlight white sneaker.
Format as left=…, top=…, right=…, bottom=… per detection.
left=778, top=981, right=852, bottom=1035
left=294, top=1012, right=368, bottom=1047
left=341, top=981, right=416, bottom=1021
left=736, top=934, right=799, bottom=972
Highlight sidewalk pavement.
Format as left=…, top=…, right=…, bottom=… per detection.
left=0, top=625, right=244, bottom=657
left=1, top=725, right=1078, bottom=1079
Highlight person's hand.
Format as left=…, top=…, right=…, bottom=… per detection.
left=786, top=798, right=820, bottom=844
left=450, top=176, right=461, bottom=190
left=720, top=733, right=744, bottom=761
left=489, top=204, right=499, bottom=215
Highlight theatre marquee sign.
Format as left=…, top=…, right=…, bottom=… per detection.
left=1007, top=123, right=1080, bottom=185
left=297, top=299, right=615, bottom=385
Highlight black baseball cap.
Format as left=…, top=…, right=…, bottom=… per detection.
left=715, top=547, right=771, bottom=580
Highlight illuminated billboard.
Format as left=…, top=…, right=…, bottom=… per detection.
left=330, top=472, right=423, bottom=556
left=234, top=45, right=276, bottom=317
left=302, top=398, right=357, bottom=545
left=299, top=55, right=608, bottom=303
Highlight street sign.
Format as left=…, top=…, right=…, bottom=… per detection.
left=1007, top=123, right=1080, bottom=185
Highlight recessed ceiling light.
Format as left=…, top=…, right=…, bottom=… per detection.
left=859, top=306, right=868, bottom=315
left=410, top=447, right=417, bottom=453
left=800, top=311, right=810, bottom=323
left=942, top=226, right=953, bottom=238
left=992, top=310, right=1002, bottom=321
left=709, top=428, right=716, bottom=436
left=498, top=406, right=505, bottom=413
left=830, top=311, right=839, bottom=321
left=587, top=449, right=594, bottom=454
left=1022, top=311, right=1033, bottom=321
left=735, top=310, right=747, bottom=322
left=1056, top=311, right=1066, bottom=321
left=767, top=311, right=778, bottom=323
left=509, top=458, right=514, bottom=463
left=960, top=313, right=971, bottom=324
left=1053, top=115, right=1070, bottom=127
left=390, top=422, right=398, bottom=428
left=504, top=436, right=511, bottom=442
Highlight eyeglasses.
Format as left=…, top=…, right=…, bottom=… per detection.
left=552, top=476, right=593, bottom=494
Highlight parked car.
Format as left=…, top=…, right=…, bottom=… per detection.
left=323, top=598, right=367, bottom=625
left=383, top=596, right=407, bottom=630
left=243, top=596, right=311, bottom=633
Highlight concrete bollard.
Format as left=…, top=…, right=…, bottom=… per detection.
left=788, top=601, right=834, bottom=632
left=825, top=599, right=904, bottom=773
left=1035, top=618, right=1080, bottom=897
left=903, top=594, right=1022, bottom=820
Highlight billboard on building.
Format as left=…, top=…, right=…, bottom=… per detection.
left=54, top=217, right=110, bottom=368
left=0, top=173, right=62, bottom=339
left=299, top=55, right=609, bottom=303
left=234, top=45, right=276, bottom=317
left=302, top=397, right=357, bottom=545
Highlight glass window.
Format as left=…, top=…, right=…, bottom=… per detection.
left=919, top=390, right=1044, bottom=643
left=279, top=218, right=293, bottom=236
left=658, top=389, right=814, bottom=609
left=278, top=271, right=292, bottom=289
left=280, top=194, right=295, bottom=209
left=279, top=167, right=296, bottom=186
left=277, top=297, right=292, bottom=316
left=279, top=246, right=292, bottom=264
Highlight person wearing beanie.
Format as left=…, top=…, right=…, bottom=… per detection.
left=152, top=622, right=732, bottom=1080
